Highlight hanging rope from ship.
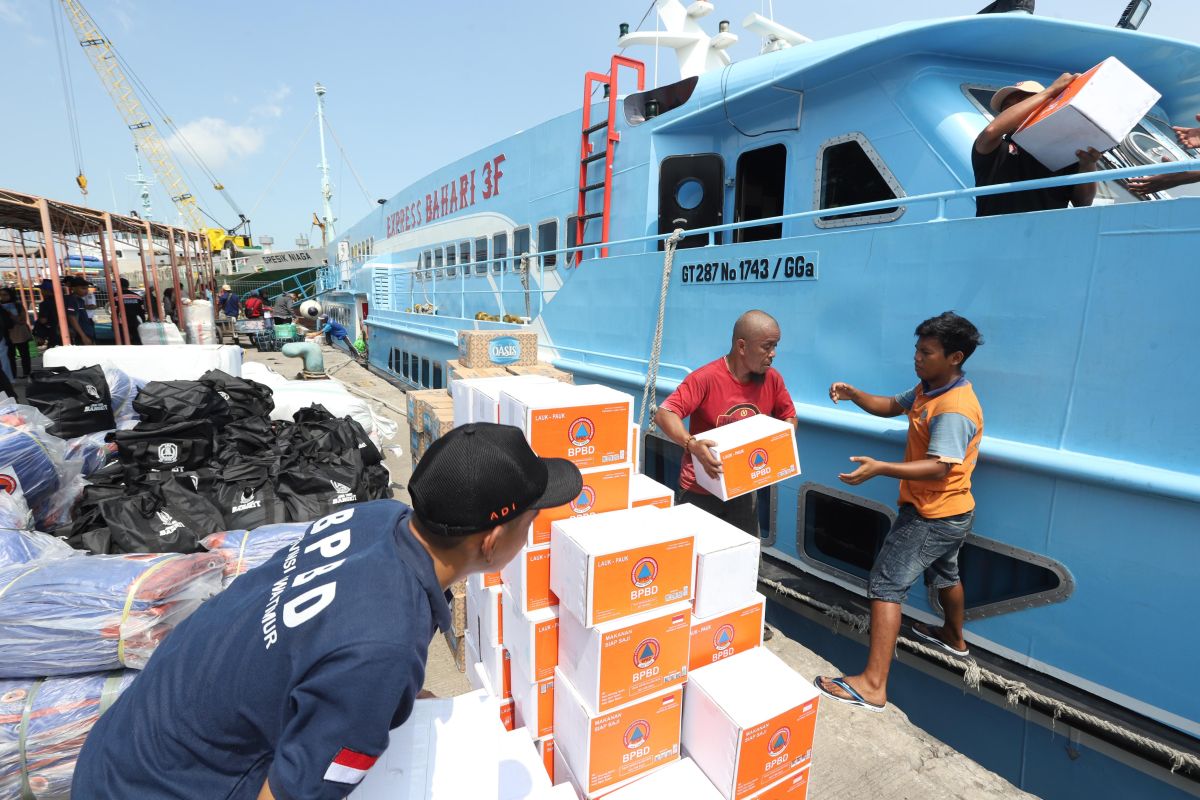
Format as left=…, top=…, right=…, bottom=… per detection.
left=757, top=573, right=1200, bottom=776
left=638, top=227, right=685, bottom=437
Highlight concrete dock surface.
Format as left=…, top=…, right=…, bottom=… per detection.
left=248, top=345, right=1037, bottom=800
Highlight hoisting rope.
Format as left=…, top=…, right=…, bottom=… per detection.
left=50, top=0, right=86, bottom=197
left=637, top=228, right=685, bottom=439
left=757, top=573, right=1200, bottom=775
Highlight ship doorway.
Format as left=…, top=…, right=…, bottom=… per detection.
left=734, top=143, right=787, bottom=242
left=658, top=153, right=724, bottom=249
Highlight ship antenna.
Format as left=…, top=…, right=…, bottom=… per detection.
left=314, top=82, right=336, bottom=240
left=617, top=0, right=738, bottom=79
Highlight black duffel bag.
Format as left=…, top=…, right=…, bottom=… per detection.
left=133, top=380, right=230, bottom=425
left=216, top=416, right=280, bottom=462
left=290, top=406, right=383, bottom=467
left=276, top=450, right=365, bottom=523
left=111, top=420, right=216, bottom=472
left=199, top=369, right=275, bottom=420
left=210, top=457, right=286, bottom=529
left=99, top=476, right=225, bottom=553
left=26, top=365, right=117, bottom=438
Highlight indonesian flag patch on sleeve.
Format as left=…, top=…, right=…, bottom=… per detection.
left=324, top=747, right=379, bottom=784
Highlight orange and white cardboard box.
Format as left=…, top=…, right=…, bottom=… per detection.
left=502, top=587, right=560, bottom=683
left=630, top=473, right=674, bottom=509
left=479, top=638, right=513, bottom=701
left=513, top=670, right=556, bottom=740
left=665, top=504, right=761, bottom=619
left=1013, top=57, right=1161, bottom=171
left=605, top=757, right=725, bottom=799
left=468, top=569, right=503, bottom=594
left=472, top=375, right=560, bottom=424
left=554, top=668, right=683, bottom=797
left=503, top=544, right=558, bottom=614
left=631, top=423, right=641, bottom=471
left=530, top=464, right=632, bottom=546
left=747, top=767, right=810, bottom=800
left=692, top=415, right=799, bottom=501
left=500, top=698, right=516, bottom=731
left=550, top=506, right=695, bottom=627
left=689, top=595, right=766, bottom=672
left=466, top=636, right=487, bottom=692
left=500, top=383, right=634, bottom=469
left=536, top=735, right=556, bottom=782
left=558, top=600, right=691, bottom=714
left=468, top=582, right=504, bottom=647
left=682, top=648, right=820, bottom=800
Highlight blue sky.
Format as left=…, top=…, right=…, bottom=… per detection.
left=2, top=1, right=1196, bottom=247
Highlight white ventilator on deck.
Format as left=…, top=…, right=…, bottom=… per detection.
left=617, top=1, right=738, bottom=79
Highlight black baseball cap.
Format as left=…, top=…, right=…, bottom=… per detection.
left=409, top=422, right=583, bottom=537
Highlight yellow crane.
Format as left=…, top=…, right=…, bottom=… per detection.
left=55, top=0, right=254, bottom=255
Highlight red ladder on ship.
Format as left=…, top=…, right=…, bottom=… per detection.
left=576, top=55, right=645, bottom=265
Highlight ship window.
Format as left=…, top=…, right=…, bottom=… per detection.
left=566, top=215, right=580, bottom=265
left=432, top=361, right=444, bottom=389
left=445, top=245, right=456, bottom=278
left=421, top=357, right=431, bottom=388
left=459, top=241, right=472, bottom=271
left=388, top=349, right=395, bottom=371
left=799, top=484, right=893, bottom=580
left=401, top=350, right=410, bottom=379
left=814, top=133, right=906, bottom=228
left=961, top=84, right=1000, bottom=119
left=423, top=250, right=434, bottom=280
left=434, top=248, right=444, bottom=280
left=492, top=232, right=508, bottom=274
left=474, top=237, right=488, bottom=275
left=538, top=220, right=558, bottom=270
left=734, top=143, right=787, bottom=243
left=513, top=226, right=531, bottom=273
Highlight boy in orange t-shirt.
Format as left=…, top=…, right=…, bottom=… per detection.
left=815, top=311, right=984, bottom=712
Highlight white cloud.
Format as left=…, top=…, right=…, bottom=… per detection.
left=0, top=0, right=26, bottom=25
left=253, top=85, right=292, bottom=119
left=167, top=117, right=265, bottom=170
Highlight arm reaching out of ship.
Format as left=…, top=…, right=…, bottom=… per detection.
left=655, top=407, right=722, bottom=478
left=1176, top=115, right=1200, bottom=149
left=974, top=72, right=1077, bottom=155
left=838, top=455, right=950, bottom=486
left=829, top=382, right=904, bottom=417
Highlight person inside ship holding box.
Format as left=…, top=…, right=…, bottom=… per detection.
left=815, top=311, right=984, bottom=712
left=655, top=309, right=797, bottom=536
left=974, top=73, right=1103, bottom=217
left=74, top=423, right=583, bottom=800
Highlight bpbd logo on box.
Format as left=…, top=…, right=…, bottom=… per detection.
left=487, top=336, right=522, bottom=364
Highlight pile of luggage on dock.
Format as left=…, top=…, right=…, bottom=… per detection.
left=0, top=348, right=395, bottom=798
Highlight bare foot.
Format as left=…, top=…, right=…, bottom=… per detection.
left=816, top=674, right=886, bottom=708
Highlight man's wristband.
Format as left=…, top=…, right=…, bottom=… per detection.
left=684, top=435, right=696, bottom=452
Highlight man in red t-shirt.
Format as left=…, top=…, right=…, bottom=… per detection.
left=655, top=310, right=797, bottom=536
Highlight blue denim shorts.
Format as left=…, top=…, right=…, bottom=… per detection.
left=867, top=504, right=973, bottom=604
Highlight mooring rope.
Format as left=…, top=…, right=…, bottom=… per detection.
left=758, top=574, right=1200, bottom=774
left=638, top=228, right=685, bottom=440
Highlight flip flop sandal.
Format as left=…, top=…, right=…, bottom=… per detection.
left=912, top=622, right=970, bottom=658
left=814, top=676, right=885, bottom=713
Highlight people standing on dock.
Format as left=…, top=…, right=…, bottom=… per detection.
left=815, top=311, right=984, bottom=712
left=973, top=74, right=1103, bottom=217
left=37, top=276, right=95, bottom=347
left=243, top=290, right=265, bottom=319
left=73, top=423, right=583, bottom=800
left=654, top=309, right=797, bottom=536
left=218, top=284, right=240, bottom=319
left=0, top=288, right=32, bottom=378
left=272, top=291, right=297, bottom=323
left=161, top=287, right=178, bottom=326
left=119, top=278, right=146, bottom=346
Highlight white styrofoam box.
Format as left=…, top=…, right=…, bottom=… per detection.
left=682, top=649, right=820, bottom=800
left=665, top=504, right=761, bottom=619
left=557, top=601, right=691, bottom=715
left=630, top=473, right=674, bottom=509
left=350, top=690, right=507, bottom=799
left=549, top=506, right=694, bottom=628
left=471, top=375, right=559, bottom=424
left=502, top=586, right=559, bottom=684
left=1013, top=57, right=1162, bottom=171
left=502, top=545, right=557, bottom=615
left=469, top=582, right=504, bottom=648
left=499, top=727, right=555, bottom=800
left=554, top=668, right=682, bottom=798
left=605, top=758, right=725, bottom=799
left=42, top=344, right=242, bottom=381
left=512, top=669, right=556, bottom=740
left=692, top=415, right=800, bottom=501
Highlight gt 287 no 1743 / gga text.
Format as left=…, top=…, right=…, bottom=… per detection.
left=679, top=253, right=819, bottom=286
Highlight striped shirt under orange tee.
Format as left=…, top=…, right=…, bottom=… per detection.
left=893, top=375, right=983, bottom=519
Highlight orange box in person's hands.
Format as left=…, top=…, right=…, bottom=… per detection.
left=500, top=383, right=634, bottom=469
left=502, top=545, right=558, bottom=614
left=550, top=507, right=694, bottom=627
left=530, top=464, right=632, bottom=546
left=559, top=601, right=691, bottom=713
left=501, top=587, right=559, bottom=683
left=682, top=648, right=820, bottom=800
left=689, top=595, right=765, bottom=672
left=630, top=473, right=674, bottom=509
left=692, top=415, right=799, bottom=501
left=555, top=669, right=682, bottom=796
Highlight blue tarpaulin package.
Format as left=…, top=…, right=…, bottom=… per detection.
left=0, top=531, right=76, bottom=569
left=0, top=670, right=137, bottom=799
left=0, top=552, right=223, bottom=678
left=200, top=522, right=309, bottom=587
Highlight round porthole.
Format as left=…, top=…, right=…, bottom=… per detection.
left=675, top=178, right=704, bottom=210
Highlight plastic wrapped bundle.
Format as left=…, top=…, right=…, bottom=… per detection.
left=64, top=430, right=117, bottom=477
left=0, top=552, right=224, bottom=677
left=0, top=531, right=77, bottom=568
left=0, top=423, right=73, bottom=511
left=0, top=670, right=137, bottom=799
left=201, top=522, right=309, bottom=587
left=102, top=365, right=145, bottom=426
left=0, top=492, right=33, bottom=533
